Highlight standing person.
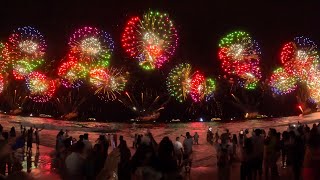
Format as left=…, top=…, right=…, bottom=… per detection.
left=12, top=134, right=26, bottom=173
left=10, top=127, right=16, bottom=138
left=240, top=138, right=254, bottom=180
left=118, top=141, right=131, bottom=180
left=56, top=131, right=65, bottom=158
left=26, top=128, right=33, bottom=152
left=97, top=135, right=108, bottom=161
left=2, top=132, right=12, bottom=175
left=264, top=128, right=277, bottom=180
left=215, top=134, right=233, bottom=180
left=22, top=127, right=26, bottom=137
left=0, top=132, right=9, bottom=175
left=55, top=131, right=61, bottom=151
left=280, top=131, right=290, bottom=168
left=107, top=134, right=111, bottom=147
left=226, top=129, right=231, bottom=140
left=20, top=125, right=23, bottom=135
left=232, top=134, right=238, bottom=159
left=183, top=132, right=193, bottom=173
left=78, top=135, right=84, bottom=142
left=158, top=137, right=179, bottom=179
left=26, top=150, right=32, bottom=173
left=56, top=129, right=62, bottom=139
left=302, top=131, right=320, bottom=180
left=141, top=132, right=151, bottom=146
left=251, top=129, right=264, bottom=180
left=174, top=137, right=184, bottom=167
left=106, top=133, right=110, bottom=146
left=207, top=128, right=214, bottom=144
left=83, top=133, right=92, bottom=157
left=118, top=135, right=125, bottom=147
left=85, top=144, right=104, bottom=179
left=244, top=129, right=249, bottom=141
left=65, top=142, right=86, bottom=179
left=133, top=134, right=138, bottom=148
left=34, top=128, right=43, bottom=149
left=274, top=132, right=281, bottom=177
left=193, top=132, right=199, bottom=145
left=287, top=131, right=304, bottom=180
left=114, top=133, right=118, bottom=147
left=239, top=130, right=245, bottom=148
left=136, top=134, right=142, bottom=149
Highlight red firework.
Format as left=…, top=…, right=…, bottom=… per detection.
left=280, top=36, right=319, bottom=82
left=190, top=71, right=205, bottom=103
left=122, top=11, right=178, bottom=70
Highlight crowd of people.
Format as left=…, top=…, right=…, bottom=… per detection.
left=0, top=121, right=319, bottom=180
left=0, top=124, right=43, bottom=179
left=52, top=128, right=201, bottom=180
left=210, top=122, right=320, bottom=180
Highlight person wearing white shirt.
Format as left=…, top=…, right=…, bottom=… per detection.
left=174, top=137, right=184, bottom=166
left=183, top=132, right=193, bottom=173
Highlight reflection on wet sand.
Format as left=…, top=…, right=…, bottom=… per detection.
left=0, top=113, right=319, bottom=179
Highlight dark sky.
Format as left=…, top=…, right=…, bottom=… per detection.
left=1, top=0, right=320, bottom=77
left=1, top=0, right=319, bottom=120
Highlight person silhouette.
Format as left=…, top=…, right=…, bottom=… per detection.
left=34, top=150, right=40, bottom=168
left=26, top=151, right=32, bottom=173
left=35, top=128, right=43, bottom=149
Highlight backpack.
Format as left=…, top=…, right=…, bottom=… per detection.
left=217, top=144, right=230, bottom=168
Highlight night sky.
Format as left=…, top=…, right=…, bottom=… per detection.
left=0, top=0, right=319, bottom=120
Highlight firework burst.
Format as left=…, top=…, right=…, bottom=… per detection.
left=26, top=71, right=56, bottom=102
left=269, top=67, right=297, bottom=95
left=281, top=36, right=319, bottom=82
left=89, top=68, right=109, bottom=88
left=90, top=68, right=128, bottom=101
left=69, top=26, right=114, bottom=69
left=12, top=58, right=44, bottom=79
left=306, top=71, right=320, bottom=103
left=167, top=63, right=193, bottom=102
left=3, top=26, right=46, bottom=79
left=58, top=59, right=87, bottom=88
left=122, top=11, right=178, bottom=70
left=189, top=72, right=216, bottom=102
left=218, top=31, right=261, bottom=90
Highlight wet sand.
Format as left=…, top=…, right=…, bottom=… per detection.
left=18, top=143, right=295, bottom=180
left=1, top=112, right=319, bottom=179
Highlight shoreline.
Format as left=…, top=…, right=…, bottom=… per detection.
left=1, top=112, right=319, bottom=149
left=0, top=111, right=307, bottom=124
left=0, top=113, right=319, bottom=179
